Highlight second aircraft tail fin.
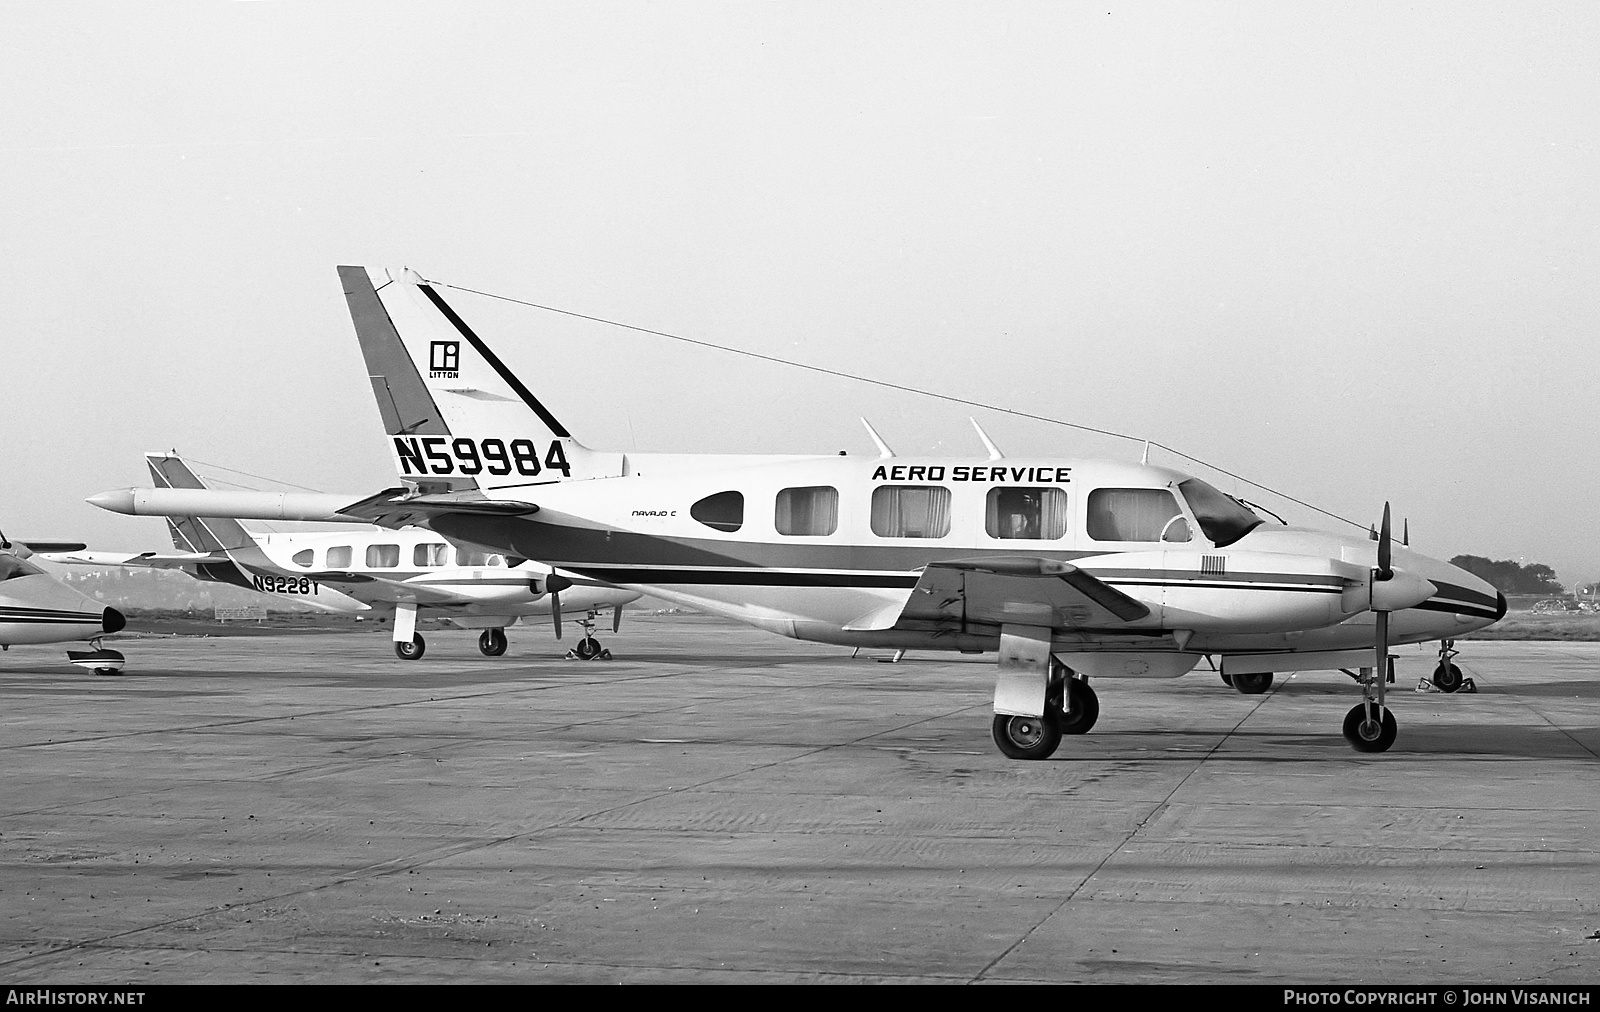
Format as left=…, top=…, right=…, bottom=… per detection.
left=145, top=453, right=272, bottom=588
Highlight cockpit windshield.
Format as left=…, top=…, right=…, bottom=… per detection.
left=1177, top=478, right=1264, bottom=548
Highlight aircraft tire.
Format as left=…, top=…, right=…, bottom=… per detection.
left=1053, top=679, right=1099, bottom=735
left=94, top=667, right=120, bottom=677
left=991, top=713, right=1062, bottom=760
left=1341, top=704, right=1397, bottom=753
left=1220, top=672, right=1234, bottom=687
left=573, top=636, right=603, bottom=661
left=395, top=634, right=426, bottom=661
left=1233, top=671, right=1273, bottom=694
left=479, top=629, right=508, bottom=657
left=1432, top=662, right=1464, bottom=693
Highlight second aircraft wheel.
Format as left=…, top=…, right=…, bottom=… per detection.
left=1053, top=679, right=1100, bottom=735
left=1341, top=703, right=1397, bottom=753
left=991, top=713, right=1062, bottom=761
left=479, top=628, right=508, bottom=657
left=572, top=636, right=603, bottom=660
left=395, top=634, right=426, bottom=661
left=1232, top=671, right=1273, bottom=694
left=1432, top=662, right=1464, bottom=693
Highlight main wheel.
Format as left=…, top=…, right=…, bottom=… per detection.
left=1432, top=662, right=1464, bottom=693
left=1233, top=671, right=1273, bottom=694
left=1220, top=672, right=1234, bottom=687
left=479, top=628, right=508, bottom=657
left=991, top=713, right=1062, bottom=760
left=395, top=634, right=426, bottom=661
left=573, top=636, right=603, bottom=660
left=1053, top=679, right=1100, bottom=735
left=1342, top=703, right=1397, bottom=753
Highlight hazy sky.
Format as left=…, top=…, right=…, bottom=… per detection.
left=4, top=2, right=1597, bottom=582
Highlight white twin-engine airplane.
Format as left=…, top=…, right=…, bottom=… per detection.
left=76, top=453, right=637, bottom=660
left=92, top=266, right=1507, bottom=757
left=0, top=531, right=127, bottom=674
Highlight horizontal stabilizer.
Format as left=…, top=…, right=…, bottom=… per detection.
left=334, top=488, right=540, bottom=529
left=38, top=550, right=233, bottom=569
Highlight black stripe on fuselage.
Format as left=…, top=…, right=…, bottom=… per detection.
left=568, top=567, right=919, bottom=588
left=417, top=284, right=572, bottom=439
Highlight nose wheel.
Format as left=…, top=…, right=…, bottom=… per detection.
left=564, top=612, right=612, bottom=661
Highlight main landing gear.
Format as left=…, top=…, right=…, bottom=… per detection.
left=1342, top=657, right=1397, bottom=753
left=478, top=628, right=508, bottom=657
left=991, top=661, right=1098, bottom=760
left=395, top=634, right=425, bottom=661
left=565, top=612, right=612, bottom=661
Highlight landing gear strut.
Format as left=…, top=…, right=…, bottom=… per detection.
left=478, top=628, right=508, bottom=657
left=565, top=612, right=612, bottom=661
left=1430, top=639, right=1472, bottom=693
left=1342, top=659, right=1397, bottom=753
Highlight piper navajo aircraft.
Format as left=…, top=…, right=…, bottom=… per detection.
left=90, top=266, right=1508, bottom=757
left=74, top=453, right=639, bottom=660
left=0, top=530, right=127, bottom=674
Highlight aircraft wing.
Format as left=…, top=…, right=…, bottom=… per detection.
left=846, top=557, right=1151, bottom=632
left=334, top=488, right=540, bottom=530
left=37, top=550, right=234, bottom=570
left=306, top=571, right=489, bottom=607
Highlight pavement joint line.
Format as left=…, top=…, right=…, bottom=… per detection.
left=969, top=674, right=1282, bottom=982
left=1458, top=660, right=1600, bottom=762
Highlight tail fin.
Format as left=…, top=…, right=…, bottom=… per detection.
left=145, top=453, right=269, bottom=589
left=338, top=266, right=623, bottom=491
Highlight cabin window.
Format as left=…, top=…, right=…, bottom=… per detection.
left=1086, top=488, right=1191, bottom=543
left=775, top=486, right=839, bottom=536
left=291, top=549, right=314, bottom=568
left=871, top=485, right=951, bottom=539
left=454, top=548, right=505, bottom=567
left=691, top=491, right=744, bottom=533
left=986, top=487, right=1069, bottom=540
left=366, top=544, right=401, bottom=568
left=326, top=546, right=352, bottom=569
left=414, top=543, right=449, bottom=567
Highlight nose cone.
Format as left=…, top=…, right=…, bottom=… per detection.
left=1496, top=591, right=1508, bottom=621
left=102, top=607, right=126, bottom=634
left=86, top=489, right=137, bottom=515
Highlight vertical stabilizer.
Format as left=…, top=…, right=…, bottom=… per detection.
left=144, top=453, right=272, bottom=587
left=337, top=266, right=624, bottom=491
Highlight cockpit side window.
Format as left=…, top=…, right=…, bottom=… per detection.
left=1086, top=488, right=1191, bottom=543
left=1177, top=478, right=1263, bottom=548
left=691, top=491, right=745, bottom=533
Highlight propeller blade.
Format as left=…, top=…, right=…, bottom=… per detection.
left=612, top=604, right=623, bottom=634
left=1377, top=503, right=1393, bottom=580
left=543, top=573, right=572, bottom=641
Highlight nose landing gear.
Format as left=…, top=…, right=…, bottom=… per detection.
left=1342, top=658, right=1397, bottom=753
left=478, top=628, right=508, bottom=656
left=564, top=611, right=612, bottom=661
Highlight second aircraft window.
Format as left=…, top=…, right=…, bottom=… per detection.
left=366, top=544, right=400, bottom=568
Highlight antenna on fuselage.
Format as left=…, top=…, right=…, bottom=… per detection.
left=860, top=418, right=895, bottom=458
left=969, top=418, right=1004, bottom=460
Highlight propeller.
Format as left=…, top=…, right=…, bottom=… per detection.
left=1373, top=502, right=1394, bottom=704
left=543, top=574, right=573, bottom=640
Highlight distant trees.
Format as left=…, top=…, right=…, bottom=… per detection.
left=1449, top=556, right=1564, bottom=595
